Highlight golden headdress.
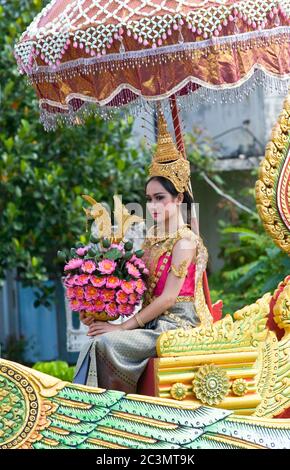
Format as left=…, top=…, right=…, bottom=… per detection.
left=148, top=110, right=193, bottom=198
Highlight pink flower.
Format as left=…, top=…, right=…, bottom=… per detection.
left=134, top=258, right=146, bottom=269
left=142, top=267, right=149, bottom=275
left=100, top=289, right=115, bottom=302
left=81, top=260, right=97, bottom=274
left=69, top=274, right=80, bottom=286
left=130, top=254, right=139, bottom=264
left=126, top=304, right=135, bottom=315
left=63, top=274, right=75, bottom=287
left=64, top=258, right=83, bottom=271
left=135, top=278, right=146, bottom=294
left=130, top=255, right=147, bottom=270
left=74, top=286, right=84, bottom=299
left=121, top=279, right=136, bottom=294
left=86, top=302, right=98, bottom=312
left=106, top=276, right=120, bottom=289
left=90, top=275, right=107, bottom=287
left=118, top=304, right=134, bottom=316
left=69, top=298, right=82, bottom=311
left=98, top=259, right=117, bottom=274
left=75, top=274, right=90, bottom=286
left=116, top=290, right=129, bottom=304
left=126, top=262, right=141, bottom=278
left=66, top=287, right=75, bottom=299
left=76, top=246, right=89, bottom=256
left=85, top=285, right=99, bottom=301
left=94, top=299, right=106, bottom=312
left=79, top=300, right=91, bottom=311
left=105, top=302, right=118, bottom=317
left=88, top=303, right=98, bottom=313
left=128, top=292, right=138, bottom=304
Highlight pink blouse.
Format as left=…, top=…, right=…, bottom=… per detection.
left=153, top=252, right=196, bottom=297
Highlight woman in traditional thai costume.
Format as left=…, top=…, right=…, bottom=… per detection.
left=73, top=112, right=211, bottom=393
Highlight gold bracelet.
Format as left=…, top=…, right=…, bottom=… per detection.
left=170, top=259, right=188, bottom=278
left=134, top=313, right=145, bottom=328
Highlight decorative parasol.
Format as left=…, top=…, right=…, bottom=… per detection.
left=14, top=0, right=290, bottom=314
left=14, top=0, right=290, bottom=129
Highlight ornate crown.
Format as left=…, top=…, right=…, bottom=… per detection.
left=148, top=110, right=192, bottom=197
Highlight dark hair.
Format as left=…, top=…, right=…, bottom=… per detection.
left=145, top=176, right=194, bottom=227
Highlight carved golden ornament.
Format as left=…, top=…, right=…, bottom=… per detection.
left=232, top=378, right=248, bottom=397
left=170, top=382, right=187, bottom=401
left=0, top=362, right=58, bottom=449
left=273, top=283, right=290, bottom=332
left=157, top=293, right=271, bottom=357
left=193, top=278, right=213, bottom=329
left=254, top=278, right=290, bottom=418
left=192, top=364, right=230, bottom=406
left=148, top=111, right=193, bottom=197
left=255, top=93, right=290, bottom=254
left=169, top=259, right=188, bottom=278
left=82, top=194, right=143, bottom=242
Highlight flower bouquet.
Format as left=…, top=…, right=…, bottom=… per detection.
left=58, top=194, right=148, bottom=321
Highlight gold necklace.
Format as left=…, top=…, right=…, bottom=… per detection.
left=145, top=223, right=190, bottom=247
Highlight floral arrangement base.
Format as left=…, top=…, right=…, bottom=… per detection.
left=84, top=311, right=120, bottom=322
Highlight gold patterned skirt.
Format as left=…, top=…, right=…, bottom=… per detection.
left=73, top=300, right=200, bottom=393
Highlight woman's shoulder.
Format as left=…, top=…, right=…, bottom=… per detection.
left=176, top=225, right=199, bottom=245
left=172, top=226, right=199, bottom=262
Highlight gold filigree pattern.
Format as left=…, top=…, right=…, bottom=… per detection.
left=148, top=111, right=192, bottom=196
left=162, top=311, right=196, bottom=330
left=273, top=283, right=290, bottom=331
left=170, top=259, right=188, bottom=278
left=192, top=364, right=230, bottom=406
left=170, top=383, right=187, bottom=401
left=193, top=278, right=213, bottom=328
left=255, top=332, right=279, bottom=416
left=255, top=278, right=290, bottom=417
left=232, top=379, right=248, bottom=397
left=255, top=93, right=290, bottom=254
left=0, top=362, right=58, bottom=449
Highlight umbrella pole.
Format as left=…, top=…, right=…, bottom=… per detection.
left=169, top=94, right=213, bottom=315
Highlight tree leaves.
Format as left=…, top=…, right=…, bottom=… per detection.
left=0, top=1, right=147, bottom=307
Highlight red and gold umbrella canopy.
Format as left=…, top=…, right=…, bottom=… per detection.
left=15, top=0, right=290, bottom=129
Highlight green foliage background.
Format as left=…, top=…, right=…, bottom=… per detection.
left=33, top=360, right=75, bottom=382
left=0, top=0, right=149, bottom=306
left=208, top=173, right=290, bottom=315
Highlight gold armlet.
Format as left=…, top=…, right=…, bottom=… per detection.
left=134, top=313, right=145, bottom=328
left=170, top=259, right=188, bottom=278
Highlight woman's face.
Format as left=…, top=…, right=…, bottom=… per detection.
left=145, top=179, right=180, bottom=224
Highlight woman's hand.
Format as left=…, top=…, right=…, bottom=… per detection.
left=87, top=321, right=123, bottom=336
left=79, top=312, right=95, bottom=327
